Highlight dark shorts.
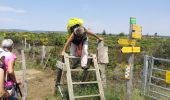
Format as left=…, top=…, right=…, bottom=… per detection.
left=5, top=85, right=17, bottom=100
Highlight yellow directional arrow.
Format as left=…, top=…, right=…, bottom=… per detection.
left=132, top=32, right=142, bottom=39
left=132, top=25, right=142, bottom=32
left=118, top=39, right=136, bottom=46
left=166, top=71, right=170, bottom=83
left=121, top=47, right=140, bottom=53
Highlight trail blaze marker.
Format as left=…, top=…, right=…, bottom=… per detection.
left=130, top=17, right=136, bottom=24
left=166, top=71, right=170, bottom=83
left=121, top=47, right=140, bottom=53
left=132, top=25, right=142, bottom=32
left=132, top=32, right=142, bottom=39
left=118, top=39, right=136, bottom=46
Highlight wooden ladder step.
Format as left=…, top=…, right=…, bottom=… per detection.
left=70, top=69, right=96, bottom=71
left=74, top=94, right=100, bottom=99
left=72, top=81, right=98, bottom=85
left=68, top=56, right=93, bottom=59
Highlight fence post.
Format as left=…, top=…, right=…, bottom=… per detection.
left=24, top=38, right=27, bottom=49
left=21, top=50, right=27, bottom=100
left=28, top=44, right=31, bottom=49
left=126, top=17, right=135, bottom=100
left=97, top=40, right=109, bottom=88
left=32, top=42, right=35, bottom=59
left=41, top=45, right=46, bottom=65
left=143, top=55, right=149, bottom=95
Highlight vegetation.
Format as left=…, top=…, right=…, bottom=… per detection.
left=0, top=31, right=170, bottom=99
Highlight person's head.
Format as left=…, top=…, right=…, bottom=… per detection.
left=74, top=26, right=86, bottom=37
left=1, top=39, right=14, bottom=51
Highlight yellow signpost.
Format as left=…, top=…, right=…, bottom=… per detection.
left=118, top=39, right=136, bottom=46
left=121, top=47, right=140, bottom=53
left=166, top=71, right=170, bottom=83
left=132, top=32, right=142, bottom=39
left=132, top=25, right=142, bottom=32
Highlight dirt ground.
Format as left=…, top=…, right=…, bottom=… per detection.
left=15, top=69, right=59, bottom=100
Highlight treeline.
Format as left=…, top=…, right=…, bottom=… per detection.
left=0, top=32, right=67, bottom=46
left=1, top=31, right=170, bottom=68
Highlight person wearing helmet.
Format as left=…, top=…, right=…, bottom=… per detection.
left=61, top=18, right=103, bottom=70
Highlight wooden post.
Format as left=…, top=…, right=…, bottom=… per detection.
left=28, top=44, right=31, bottom=49
left=97, top=40, right=108, bottom=88
left=21, top=50, right=27, bottom=100
left=32, top=42, right=35, bottom=59
left=125, top=17, right=135, bottom=100
left=21, top=40, right=24, bottom=48
left=24, top=38, right=27, bottom=49
left=41, top=45, right=46, bottom=65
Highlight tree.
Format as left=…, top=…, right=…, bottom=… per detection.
left=102, top=30, right=106, bottom=35
left=154, top=32, right=158, bottom=37
left=118, top=32, right=125, bottom=37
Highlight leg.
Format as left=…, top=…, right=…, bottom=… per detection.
left=70, top=43, right=79, bottom=68
left=70, top=43, right=77, bottom=56
left=81, top=40, right=88, bottom=68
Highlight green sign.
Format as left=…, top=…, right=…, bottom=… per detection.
left=130, top=17, right=136, bottom=24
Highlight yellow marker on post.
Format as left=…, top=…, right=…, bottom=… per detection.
left=132, top=25, right=142, bottom=32
left=118, top=39, right=136, bottom=46
left=132, top=32, right=142, bottom=39
left=121, top=47, right=140, bottom=53
left=166, top=71, right=170, bottom=83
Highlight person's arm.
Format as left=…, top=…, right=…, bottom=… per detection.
left=8, top=60, right=17, bottom=83
left=86, top=30, right=103, bottom=41
left=0, top=69, right=12, bottom=98
left=61, top=34, right=74, bottom=55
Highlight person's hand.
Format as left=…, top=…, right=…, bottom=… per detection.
left=16, top=79, right=22, bottom=85
left=98, top=37, right=104, bottom=41
left=7, top=89, right=12, bottom=96
left=61, top=51, right=66, bottom=56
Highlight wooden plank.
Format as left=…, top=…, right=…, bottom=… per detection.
left=21, top=50, right=27, bottom=100
left=97, top=46, right=109, bottom=63
left=98, top=64, right=107, bottom=87
left=92, top=54, right=105, bottom=100
left=70, top=69, right=96, bottom=71
left=64, top=54, right=74, bottom=100
left=72, top=81, right=98, bottom=85
left=56, top=60, right=66, bottom=71
left=74, top=94, right=100, bottom=98
left=97, top=41, right=107, bottom=88
left=97, top=41, right=109, bottom=63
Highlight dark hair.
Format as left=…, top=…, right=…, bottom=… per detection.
left=70, top=24, right=80, bottom=33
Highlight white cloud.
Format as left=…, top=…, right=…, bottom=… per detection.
left=0, top=6, right=26, bottom=13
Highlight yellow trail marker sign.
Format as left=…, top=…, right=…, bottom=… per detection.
left=118, top=39, right=136, bottom=46
left=132, top=25, right=142, bottom=32
left=121, top=47, right=140, bottom=53
left=132, top=32, right=142, bottom=39
left=166, top=71, right=170, bottom=83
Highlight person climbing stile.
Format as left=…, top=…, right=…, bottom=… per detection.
left=61, top=18, right=103, bottom=70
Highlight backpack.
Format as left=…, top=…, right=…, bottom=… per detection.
left=67, top=18, right=84, bottom=35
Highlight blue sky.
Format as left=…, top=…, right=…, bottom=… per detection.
left=0, top=0, right=170, bottom=36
